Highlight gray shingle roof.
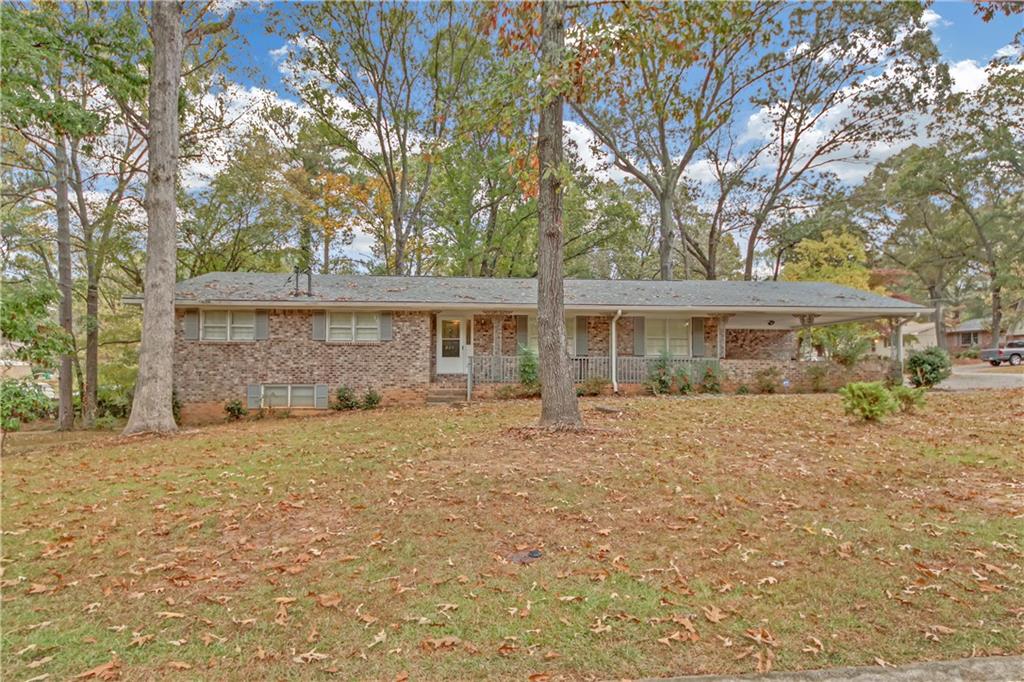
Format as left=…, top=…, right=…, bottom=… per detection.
left=146, top=272, right=925, bottom=313
left=952, top=318, right=1024, bottom=334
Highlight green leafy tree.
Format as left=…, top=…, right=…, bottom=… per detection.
left=0, top=280, right=72, bottom=367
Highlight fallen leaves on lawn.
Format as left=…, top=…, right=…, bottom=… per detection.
left=74, top=657, right=121, bottom=680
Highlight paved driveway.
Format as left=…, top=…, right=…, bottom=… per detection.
left=936, top=364, right=1024, bottom=391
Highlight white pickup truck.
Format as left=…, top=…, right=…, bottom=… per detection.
left=980, top=340, right=1024, bottom=366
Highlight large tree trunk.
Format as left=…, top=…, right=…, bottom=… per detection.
left=54, top=137, right=75, bottom=431
left=928, top=285, right=947, bottom=351
left=537, top=0, right=580, bottom=429
left=990, top=281, right=1002, bottom=349
left=124, top=0, right=183, bottom=435
left=658, top=192, right=674, bottom=280
left=83, top=275, right=98, bottom=427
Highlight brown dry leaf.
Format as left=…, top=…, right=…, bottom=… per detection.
left=27, top=583, right=55, bottom=595
left=529, top=674, right=551, bottom=682
left=755, top=648, right=775, bottom=673
left=744, top=627, right=779, bottom=648
left=802, top=636, right=824, bottom=654
left=543, top=651, right=561, bottom=661
left=156, top=612, right=185, bottom=620
left=26, top=656, right=53, bottom=669
left=129, top=633, right=154, bottom=648
left=420, top=636, right=461, bottom=652
left=368, top=629, right=387, bottom=649
left=315, top=592, right=342, bottom=608
left=166, top=661, right=192, bottom=671
left=293, top=648, right=330, bottom=664
left=74, top=657, right=121, bottom=680
left=703, top=604, right=727, bottom=623
left=596, top=528, right=612, bottom=536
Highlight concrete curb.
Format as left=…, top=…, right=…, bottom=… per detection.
left=639, top=655, right=1024, bottom=682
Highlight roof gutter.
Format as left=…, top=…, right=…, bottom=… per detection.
left=121, top=296, right=926, bottom=317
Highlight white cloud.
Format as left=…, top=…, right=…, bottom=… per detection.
left=920, top=8, right=950, bottom=29
left=994, top=44, right=1022, bottom=60
left=949, top=59, right=988, bottom=93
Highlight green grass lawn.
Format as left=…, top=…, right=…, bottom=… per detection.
left=2, top=390, right=1022, bottom=680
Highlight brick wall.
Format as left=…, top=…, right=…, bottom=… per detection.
left=468, top=313, right=795, bottom=361
left=720, top=357, right=891, bottom=392
left=173, top=309, right=432, bottom=406
left=724, top=329, right=796, bottom=360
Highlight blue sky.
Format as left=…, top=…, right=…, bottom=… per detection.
left=202, top=1, right=1023, bottom=265
left=224, top=1, right=1023, bottom=100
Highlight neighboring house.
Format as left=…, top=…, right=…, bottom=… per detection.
left=946, top=318, right=1024, bottom=354
left=126, top=273, right=925, bottom=421
left=869, top=319, right=938, bottom=358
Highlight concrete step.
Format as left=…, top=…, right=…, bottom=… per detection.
left=425, top=394, right=465, bottom=404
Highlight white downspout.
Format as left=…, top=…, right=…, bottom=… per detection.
left=611, top=309, right=623, bottom=393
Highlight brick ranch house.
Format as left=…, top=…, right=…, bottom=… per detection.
left=126, top=273, right=925, bottom=421
left=945, top=317, right=1024, bottom=355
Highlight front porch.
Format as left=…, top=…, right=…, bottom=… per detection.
left=468, top=354, right=721, bottom=385
left=428, top=310, right=908, bottom=400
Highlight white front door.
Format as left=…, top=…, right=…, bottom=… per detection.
left=437, top=315, right=472, bottom=374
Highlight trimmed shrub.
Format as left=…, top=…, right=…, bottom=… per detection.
left=224, top=399, right=248, bottom=421
left=1, top=379, right=52, bottom=431
left=674, top=366, right=693, bottom=395
left=827, top=327, right=871, bottom=368
left=171, top=388, right=182, bottom=426
left=495, top=384, right=541, bottom=400
left=839, top=381, right=898, bottom=422
left=517, top=345, right=539, bottom=389
left=576, top=376, right=610, bottom=397
left=754, top=367, right=781, bottom=394
left=907, top=347, right=952, bottom=388
left=890, top=385, right=926, bottom=413
left=805, top=363, right=830, bottom=393
left=735, top=384, right=750, bottom=395
left=333, top=385, right=360, bottom=410
left=699, top=365, right=721, bottom=394
left=361, top=389, right=382, bottom=409
left=646, top=351, right=673, bottom=395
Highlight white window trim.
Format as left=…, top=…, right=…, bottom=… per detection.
left=327, top=311, right=381, bottom=343
left=259, top=383, right=315, bottom=408
left=200, top=309, right=256, bottom=341
left=645, top=316, right=693, bottom=358
left=526, top=315, right=576, bottom=355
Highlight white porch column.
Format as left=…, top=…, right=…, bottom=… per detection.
left=795, top=314, right=817, bottom=360
left=892, top=318, right=905, bottom=370
left=716, top=315, right=730, bottom=359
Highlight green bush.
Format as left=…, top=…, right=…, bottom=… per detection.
left=171, top=388, right=182, bottom=426
left=827, top=327, right=871, bottom=368
left=674, top=366, right=693, bottom=395
left=333, top=385, right=360, bottom=410
left=361, top=388, right=382, bottom=409
left=0, top=379, right=52, bottom=431
left=805, top=363, right=830, bottom=393
left=576, top=376, right=609, bottom=397
left=958, top=347, right=979, bottom=359
left=754, top=367, right=781, bottom=394
left=889, top=385, right=926, bottom=413
left=96, top=384, right=133, bottom=419
left=735, top=384, right=750, bottom=395
left=906, top=347, right=952, bottom=388
left=646, top=351, right=673, bottom=395
left=699, top=365, right=721, bottom=394
left=839, top=381, right=898, bottom=422
left=224, top=399, right=248, bottom=421
left=518, top=345, right=539, bottom=389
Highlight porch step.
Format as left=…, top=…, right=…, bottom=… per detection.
left=425, top=386, right=468, bottom=404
